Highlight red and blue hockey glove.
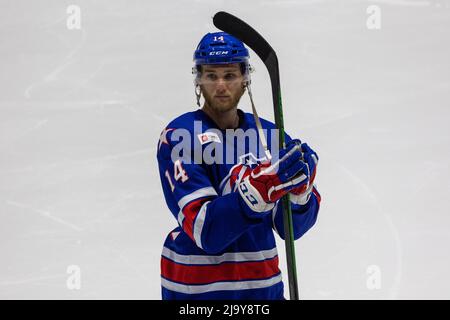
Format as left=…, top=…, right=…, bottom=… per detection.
left=238, top=140, right=309, bottom=215
left=289, top=142, right=319, bottom=205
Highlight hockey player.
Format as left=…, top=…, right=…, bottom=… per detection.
left=157, top=32, right=321, bottom=300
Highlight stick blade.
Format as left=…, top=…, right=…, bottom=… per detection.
left=213, top=11, right=276, bottom=65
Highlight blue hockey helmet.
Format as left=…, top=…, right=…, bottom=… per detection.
left=193, top=32, right=249, bottom=66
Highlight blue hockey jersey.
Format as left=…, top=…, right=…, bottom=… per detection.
left=157, top=108, right=321, bottom=300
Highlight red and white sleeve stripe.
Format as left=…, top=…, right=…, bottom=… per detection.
left=176, top=186, right=217, bottom=249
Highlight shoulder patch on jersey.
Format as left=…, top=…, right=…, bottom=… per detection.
left=239, top=152, right=267, bottom=167
left=197, top=132, right=222, bottom=145
left=158, top=128, right=174, bottom=150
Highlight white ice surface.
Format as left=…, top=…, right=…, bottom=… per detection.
left=1, top=0, right=449, bottom=299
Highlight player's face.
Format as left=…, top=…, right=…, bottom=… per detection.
left=199, top=64, right=246, bottom=113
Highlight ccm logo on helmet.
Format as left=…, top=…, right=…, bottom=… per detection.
left=209, top=51, right=229, bottom=56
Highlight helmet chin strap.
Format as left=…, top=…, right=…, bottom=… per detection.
left=195, top=84, right=202, bottom=107
left=245, top=82, right=272, bottom=161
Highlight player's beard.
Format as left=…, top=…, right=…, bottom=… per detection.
left=201, top=85, right=245, bottom=113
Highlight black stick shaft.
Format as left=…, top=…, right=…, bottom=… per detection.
left=213, top=11, right=299, bottom=300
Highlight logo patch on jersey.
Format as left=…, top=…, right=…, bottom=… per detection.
left=239, top=153, right=267, bottom=167
left=158, top=128, right=174, bottom=150
left=197, top=132, right=222, bottom=145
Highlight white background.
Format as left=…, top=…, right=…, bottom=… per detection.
left=1, top=0, right=449, bottom=299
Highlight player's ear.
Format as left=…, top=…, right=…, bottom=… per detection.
left=195, top=84, right=202, bottom=107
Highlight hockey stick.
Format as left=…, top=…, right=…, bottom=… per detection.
left=213, top=11, right=299, bottom=300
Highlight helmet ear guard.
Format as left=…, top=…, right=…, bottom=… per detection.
left=243, top=64, right=254, bottom=87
